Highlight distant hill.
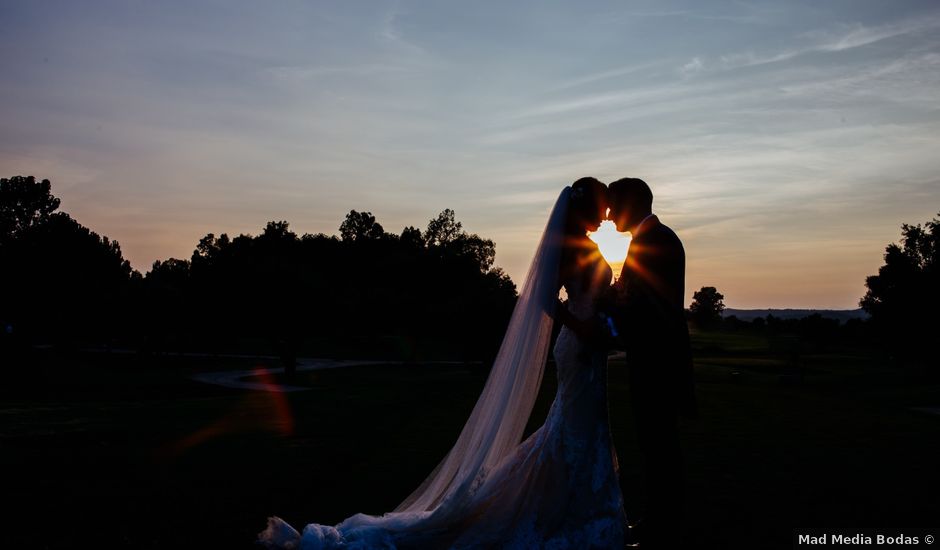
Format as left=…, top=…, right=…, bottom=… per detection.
left=722, top=309, right=868, bottom=323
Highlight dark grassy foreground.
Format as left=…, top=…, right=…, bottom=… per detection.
left=1, top=333, right=937, bottom=549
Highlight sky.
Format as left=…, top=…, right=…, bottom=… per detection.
left=2, top=0, right=939, bottom=309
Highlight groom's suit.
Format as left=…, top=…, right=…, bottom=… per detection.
left=611, top=214, right=695, bottom=544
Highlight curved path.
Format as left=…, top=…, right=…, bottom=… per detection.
left=191, top=358, right=401, bottom=393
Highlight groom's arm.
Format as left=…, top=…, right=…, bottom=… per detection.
left=603, top=275, right=631, bottom=350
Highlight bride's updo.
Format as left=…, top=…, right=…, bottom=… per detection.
left=567, top=177, right=608, bottom=233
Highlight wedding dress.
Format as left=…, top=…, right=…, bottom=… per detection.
left=260, top=187, right=625, bottom=549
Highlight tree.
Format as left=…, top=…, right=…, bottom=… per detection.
left=1, top=176, right=138, bottom=345
left=860, top=212, right=939, bottom=363
left=191, top=232, right=231, bottom=266
left=425, top=209, right=462, bottom=247
left=260, top=220, right=296, bottom=242
left=422, top=210, right=496, bottom=273
left=400, top=226, right=424, bottom=248
left=449, top=233, right=496, bottom=273
left=0, top=176, right=61, bottom=245
left=148, top=258, right=191, bottom=287
left=2, top=210, right=136, bottom=343
left=689, top=286, right=725, bottom=327
left=339, top=210, right=385, bottom=241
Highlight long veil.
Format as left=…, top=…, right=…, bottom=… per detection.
left=395, top=186, right=571, bottom=514
left=261, top=187, right=572, bottom=548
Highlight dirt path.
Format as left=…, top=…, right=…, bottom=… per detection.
left=191, top=358, right=400, bottom=392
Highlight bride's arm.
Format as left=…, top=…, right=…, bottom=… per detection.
left=554, top=246, right=604, bottom=340
left=555, top=299, right=603, bottom=342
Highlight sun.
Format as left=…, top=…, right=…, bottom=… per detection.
left=588, top=220, right=630, bottom=273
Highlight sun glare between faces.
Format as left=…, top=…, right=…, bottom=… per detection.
left=588, top=220, right=630, bottom=274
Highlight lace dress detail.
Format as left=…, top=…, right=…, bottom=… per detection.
left=261, top=261, right=625, bottom=549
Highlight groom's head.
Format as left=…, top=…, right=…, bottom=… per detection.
left=608, top=177, right=653, bottom=233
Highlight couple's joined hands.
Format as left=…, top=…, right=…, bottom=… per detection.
left=556, top=295, right=620, bottom=351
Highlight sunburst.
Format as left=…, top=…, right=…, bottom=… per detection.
left=588, top=220, right=630, bottom=274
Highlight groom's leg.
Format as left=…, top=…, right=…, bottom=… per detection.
left=645, top=405, right=684, bottom=547
left=629, top=367, right=684, bottom=548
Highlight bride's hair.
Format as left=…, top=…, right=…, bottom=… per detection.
left=559, top=178, right=607, bottom=286
left=566, top=177, right=607, bottom=234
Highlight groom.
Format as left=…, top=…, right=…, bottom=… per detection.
left=607, top=178, right=696, bottom=549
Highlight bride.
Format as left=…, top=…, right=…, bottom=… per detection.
left=260, top=178, right=625, bottom=549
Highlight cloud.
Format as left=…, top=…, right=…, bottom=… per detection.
left=612, top=8, right=772, bottom=25
left=547, top=62, right=660, bottom=92
left=718, top=50, right=801, bottom=70
left=779, top=52, right=940, bottom=103
left=813, top=16, right=940, bottom=52
left=510, top=87, right=671, bottom=119
left=680, top=56, right=705, bottom=76
left=264, top=63, right=412, bottom=81
left=711, top=12, right=940, bottom=72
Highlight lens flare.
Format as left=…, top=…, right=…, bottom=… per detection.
left=159, top=364, right=295, bottom=460
left=588, top=220, right=630, bottom=273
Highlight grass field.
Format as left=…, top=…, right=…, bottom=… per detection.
left=1, top=332, right=937, bottom=549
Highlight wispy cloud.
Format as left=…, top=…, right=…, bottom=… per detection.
left=547, top=62, right=660, bottom=92
left=812, top=16, right=940, bottom=52
left=686, top=12, right=940, bottom=73
left=265, top=64, right=412, bottom=80
left=780, top=52, right=940, bottom=103
left=612, top=8, right=772, bottom=25
left=680, top=56, right=705, bottom=76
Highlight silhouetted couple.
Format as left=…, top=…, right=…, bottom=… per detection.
left=261, top=178, right=696, bottom=549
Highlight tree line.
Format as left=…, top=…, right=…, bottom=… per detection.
left=688, top=212, right=938, bottom=365
left=0, top=176, right=516, bottom=362
left=1, top=175, right=936, bottom=365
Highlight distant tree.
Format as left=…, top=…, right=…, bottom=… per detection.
left=149, top=257, right=191, bottom=283
left=339, top=210, right=385, bottom=241
left=191, top=233, right=231, bottom=270
left=689, top=286, right=725, bottom=327
left=400, top=226, right=424, bottom=248
left=449, top=233, right=497, bottom=273
left=798, top=313, right=840, bottom=352
left=261, top=220, right=296, bottom=241
left=860, top=212, right=939, bottom=363
left=422, top=210, right=496, bottom=273
left=0, top=176, right=61, bottom=245
left=2, top=176, right=137, bottom=344
left=142, top=258, right=192, bottom=345
left=722, top=314, right=745, bottom=331
left=425, top=209, right=462, bottom=247
left=2, top=208, right=136, bottom=343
